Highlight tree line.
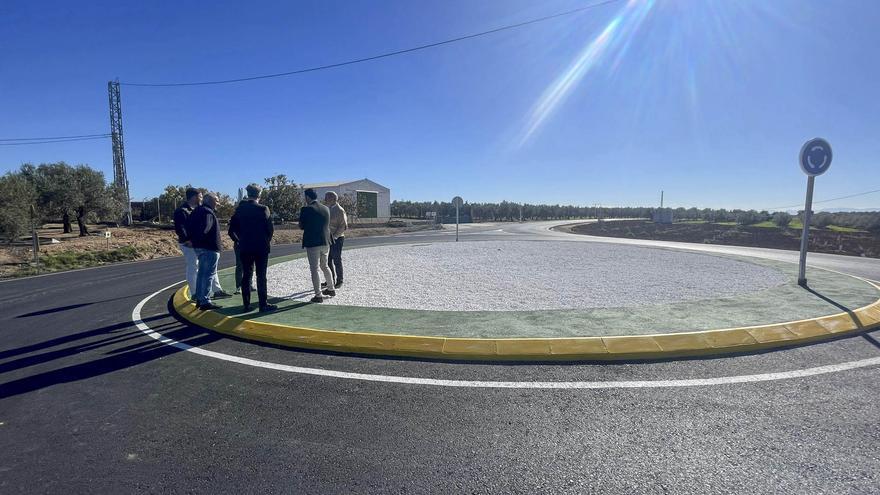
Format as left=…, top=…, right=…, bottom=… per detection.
left=0, top=162, right=127, bottom=242
left=391, top=200, right=880, bottom=231
left=0, top=164, right=367, bottom=243
left=391, top=200, right=655, bottom=222
left=2, top=162, right=877, bottom=244
left=138, top=174, right=358, bottom=224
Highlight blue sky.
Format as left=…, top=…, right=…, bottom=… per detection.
left=1, top=0, right=878, bottom=210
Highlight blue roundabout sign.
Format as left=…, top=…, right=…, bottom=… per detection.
left=799, top=138, right=833, bottom=176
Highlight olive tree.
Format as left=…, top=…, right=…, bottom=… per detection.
left=214, top=193, right=236, bottom=219
left=261, top=174, right=301, bottom=222
left=66, top=166, right=124, bottom=236
left=0, top=172, right=38, bottom=243
left=20, top=162, right=78, bottom=233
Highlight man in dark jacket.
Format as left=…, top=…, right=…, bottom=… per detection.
left=228, top=184, right=276, bottom=312
left=299, top=188, right=334, bottom=303
left=174, top=187, right=229, bottom=301
left=186, top=193, right=224, bottom=310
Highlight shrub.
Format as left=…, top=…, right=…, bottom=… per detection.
left=772, top=212, right=792, bottom=228
left=812, top=213, right=832, bottom=229
left=40, top=246, right=140, bottom=270
left=736, top=210, right=766, bottom=226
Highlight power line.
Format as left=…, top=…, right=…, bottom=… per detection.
left=121, top=0, right=624, bottom=87
left=765, top=188, right=880, bottom=211
left=0, top=133, right=111, bottom=142
left=0, top=135, right=111, bottom=146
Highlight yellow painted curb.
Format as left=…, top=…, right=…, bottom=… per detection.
left=173, top=281, right=880, bottom=361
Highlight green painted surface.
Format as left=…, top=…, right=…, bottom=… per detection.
left=207, top=244, right=879, bottom=338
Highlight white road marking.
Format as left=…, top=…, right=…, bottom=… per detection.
left=132, top=283, right=880, bottom=389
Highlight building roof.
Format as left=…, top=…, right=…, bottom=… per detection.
left=301, top=178, right=388, bottom=190
left=301, top=180, right=351, bottom=189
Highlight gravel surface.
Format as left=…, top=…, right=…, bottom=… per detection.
left=266, top=240, right=787, bottom=311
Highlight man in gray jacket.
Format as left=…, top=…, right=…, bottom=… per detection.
left=324, top=191, right=348, bottom=289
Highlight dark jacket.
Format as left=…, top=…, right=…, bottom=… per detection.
left=186, top=205, right=222, bottom=252
left=228, top=199, right=274, bottom=254
left=173, top=202, right=194, bottom=244
left=299, top=200, right=332, bottom=248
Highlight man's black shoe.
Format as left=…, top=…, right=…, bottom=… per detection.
left=197, top=303, right=221, bottom=311
left=322, top=289, right=336, bottom=297
left=334, top=281, right=343, bottom=289
left=242, top=303, right=251, bottom=312
left=213, top=290, right=233, bottom=299
left=309, top=296, right=324, bottom=303
left=260, top=304, right=278, bottom=312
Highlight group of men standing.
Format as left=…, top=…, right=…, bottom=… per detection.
left=173, top=185, right=348, bottom=313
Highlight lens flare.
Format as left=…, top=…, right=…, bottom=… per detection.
left=516, top=0, right=655, bottom=147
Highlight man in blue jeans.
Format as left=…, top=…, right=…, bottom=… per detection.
left=186, top=193, right=224, bottom=310
left=174, top=187, right=231, bottom=302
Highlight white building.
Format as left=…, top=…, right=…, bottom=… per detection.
left=302, top=178, right=391, bottom=222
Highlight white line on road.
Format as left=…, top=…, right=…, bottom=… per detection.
left=132, top=283, right=880, bottom=389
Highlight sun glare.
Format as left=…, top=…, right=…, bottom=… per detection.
left=515, top=0, right=656, bottom=148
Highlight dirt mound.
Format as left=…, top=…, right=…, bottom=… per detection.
left=571, top=221, right=880, bottom=258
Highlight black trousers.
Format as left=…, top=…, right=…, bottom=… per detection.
left=240, top=251, right=269, bottom=308
left=329, top=236, right=344, bottom=283
left=233, top=244, right=243, bottom=290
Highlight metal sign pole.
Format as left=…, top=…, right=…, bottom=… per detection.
left=455, top=204, right=459, bottom=242
left=452, top=196, right=463, bottom=242
left=797, top=176, right=815, bottom=286
left=795, top=137, right=832, bottom=287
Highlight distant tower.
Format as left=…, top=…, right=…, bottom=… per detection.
left=108, top=80, right=132, bottom=225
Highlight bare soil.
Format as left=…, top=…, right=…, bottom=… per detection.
left=570, top=220, right=880, bottom=258
left=0, top=222, right=441, bottom=278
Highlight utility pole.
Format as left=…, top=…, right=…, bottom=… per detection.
left=156, top=197, right=161, bottom=223
left=660, top=190, right=664, bottom=209
left=108, top=80, right=132, bottom=225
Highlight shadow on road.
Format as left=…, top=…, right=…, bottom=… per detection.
left=862, top=333, right=880, bottom=349
left=0, top=316, right=163, bottom=361
left=0, top=318, right=221, bottom=400
left=14, top=292, right=155, bottom=318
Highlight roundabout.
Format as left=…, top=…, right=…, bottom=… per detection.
left=4, top=221, right=880, bottom=493
left=172, top=236, right=880, bottom=361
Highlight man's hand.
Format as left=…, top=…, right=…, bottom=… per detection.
left=184, top=241, right=193, bottom=248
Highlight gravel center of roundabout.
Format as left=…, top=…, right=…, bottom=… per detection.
left=193, top=238, right=880, bottom=343
left=266, top=240, right=787, bottom=311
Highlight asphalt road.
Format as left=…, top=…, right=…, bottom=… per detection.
left=1, top=222, right=879, bottom=494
